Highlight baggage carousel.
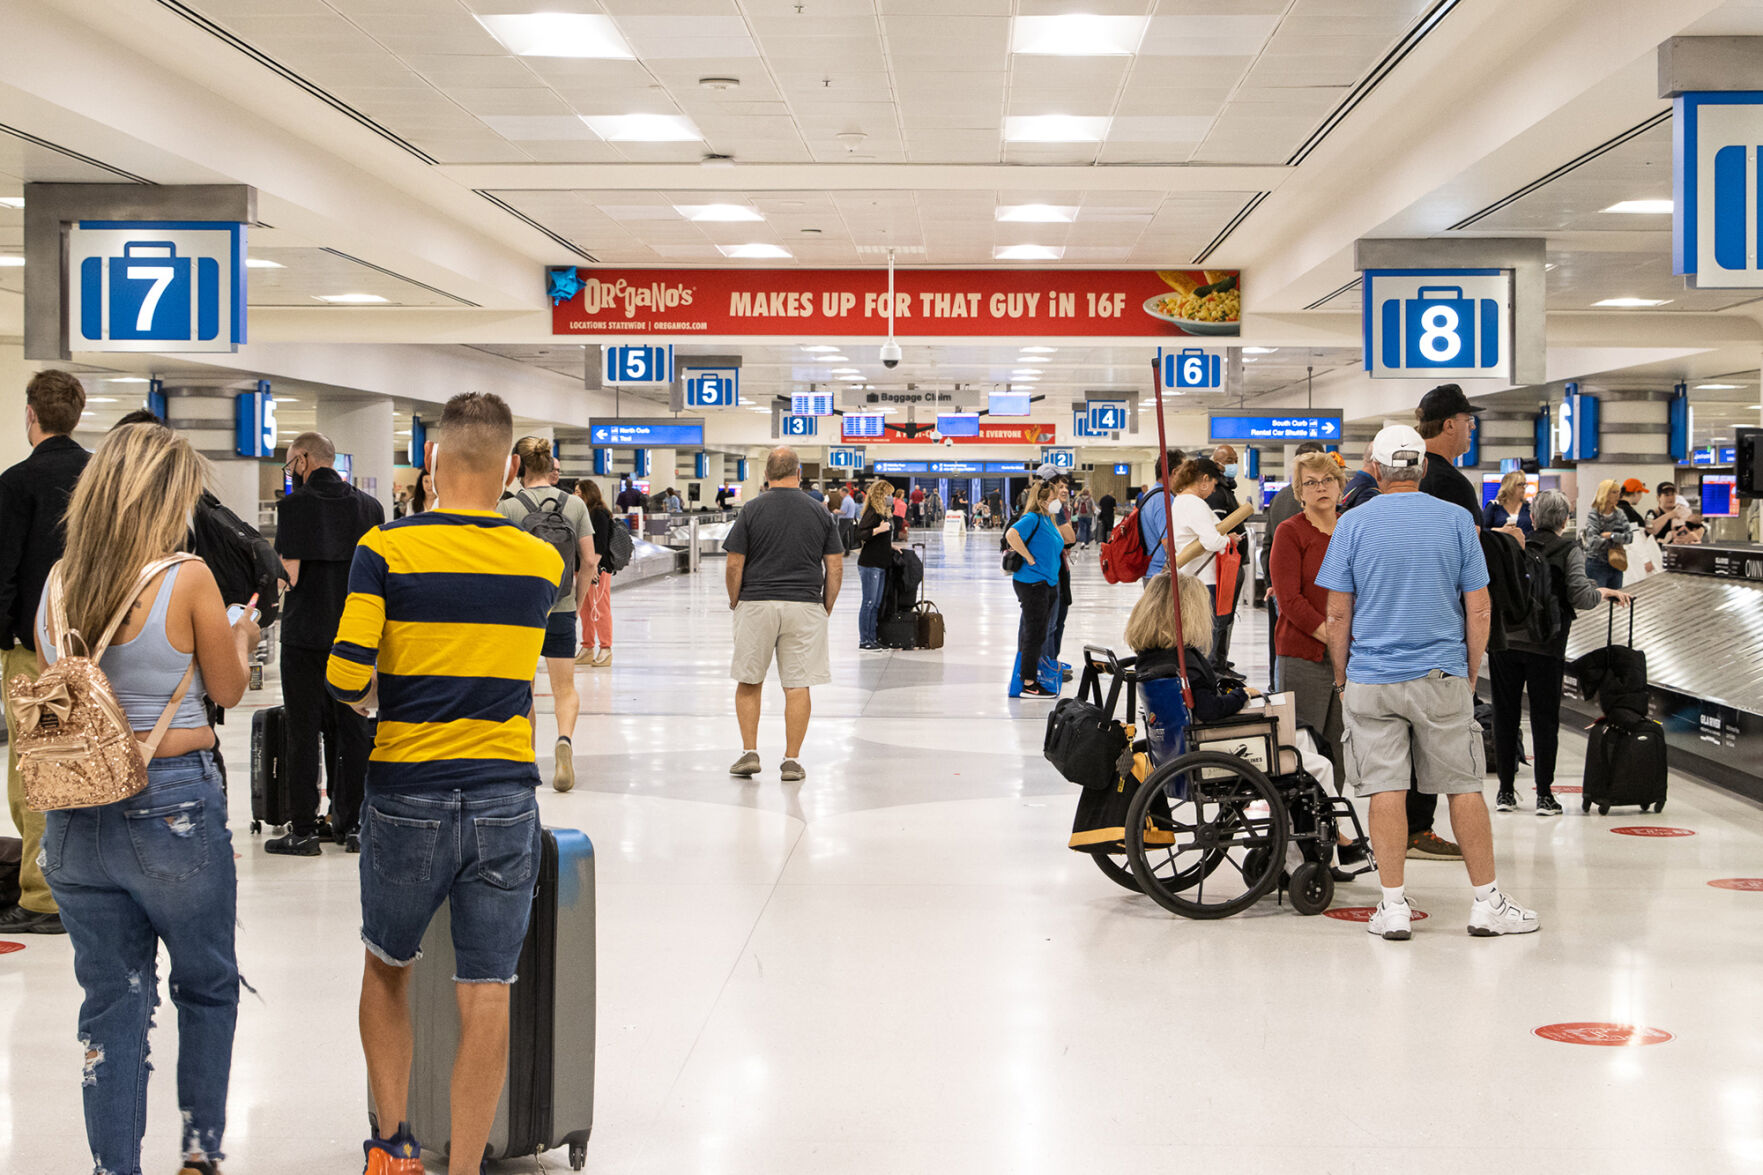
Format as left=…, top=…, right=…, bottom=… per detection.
left=1560, top=542, right=1763, bottom=802
left=610, top=535, right=685, bottom=590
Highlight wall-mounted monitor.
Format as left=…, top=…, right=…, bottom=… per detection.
left=842, top=413, right=886, bottom=440
left=988, top=392, right=1030, bottom=417
left=1260, top=481, right=1288, bottom=510
left=936, top=413, right=980, bottom=437
left=1701, top=473, right=1737, bottom=517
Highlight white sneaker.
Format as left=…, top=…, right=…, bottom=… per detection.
left=1468, top=892, right=1540, bottom=937
left=1367, top=900, right=1412, bottom=941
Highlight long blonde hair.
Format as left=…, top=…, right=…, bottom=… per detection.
left=865, top=480, right=894, bottom=515
left=60, top=423, right=209, bottom=640
left=1592, top=477, right=1621, bottom=515
left=1125, top=571, right=1214, bottom=656
left=1497, top=471, right=1528, bottom=508
left=1024, top=480, right=1056, bottom=515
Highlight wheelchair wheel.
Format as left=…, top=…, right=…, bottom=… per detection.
left=1287, top=860, right=1334, bottom=916
left=1125, top=751, right=1289, bottom=920
left=1091, top=850, right=1142, bottom=893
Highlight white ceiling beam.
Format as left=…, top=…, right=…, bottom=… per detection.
left=434, top=163, right=1290, bottom=193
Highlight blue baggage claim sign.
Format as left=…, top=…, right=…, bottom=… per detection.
left=1362, top=269, right=1511, bottom=380
left=67, top=221, right=246, bottom=353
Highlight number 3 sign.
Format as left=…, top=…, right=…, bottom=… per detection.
left=1364, top=269, right=1511, bottom=380
left=67, top=221, right=246, bottom=353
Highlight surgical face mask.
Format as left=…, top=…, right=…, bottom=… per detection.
left=1223, top=464, right=1239, bottom=479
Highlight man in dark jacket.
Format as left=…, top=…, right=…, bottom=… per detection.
left=1339, top=442, right=1381, bottom=512
left=0, top=371, right=91, bottom=933
left=270, top=431, right=384, bottom=856
left=1205, top=444, right=1249, bottom=671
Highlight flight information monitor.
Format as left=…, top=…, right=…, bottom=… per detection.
left=791, top=391, right=835, bottom=416
left=1702, top=473, right=1737, bottom=517
left=989, top=392, right=1030, bottom=416
left=842, top=413, right=886, bottom=440
left=936, top=413, right=980, bottom=437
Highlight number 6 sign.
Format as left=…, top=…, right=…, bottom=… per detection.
left=1163, top=347, right=1222, bottom=390
left=67, top=220, right=246, bottom=353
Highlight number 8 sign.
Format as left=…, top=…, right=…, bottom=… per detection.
left=1364, top=269, right=1511, bottom=380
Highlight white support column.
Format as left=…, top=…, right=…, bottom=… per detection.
left=317, top=398, right=395, bottom=517
left=647, top=448, right=676, bottom=495
left=1571, top=389, right=1675, bottom=525
left=0, top=345, right=46, bottom=473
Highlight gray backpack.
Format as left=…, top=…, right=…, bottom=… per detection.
left=516, top=490, right=578, bottom=599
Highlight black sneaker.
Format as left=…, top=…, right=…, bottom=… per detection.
left=1019, top=683, right=1057, bottom=698
left=1495, top=789, right=1519, bottom=812
left=344, top=831, right=361, bottom=853
left=0, top=905, right=66, bottom=934
left=265, top=831, right=322, bottom=856
left=1536, top=792, right=1563, bottom=817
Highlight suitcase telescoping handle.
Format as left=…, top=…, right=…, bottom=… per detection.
left=1606, top=596, right=1635, bottom=648
left=912, top=542, right=927, bottom=603
left=121, top=241, right=179, bottom=260
left=1416, top=286, right=1466, bottom=302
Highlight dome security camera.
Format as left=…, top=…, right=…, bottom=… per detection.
left=879, top=340, right=902, bottom=369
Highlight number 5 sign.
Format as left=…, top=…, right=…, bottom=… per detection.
left=1364, top=269, right=1511, bottom=380
left=67, top=221, right=246, bottom=353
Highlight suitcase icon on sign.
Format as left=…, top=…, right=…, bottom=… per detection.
left=1380, top=286, right=1499, bottom=371
left=79, top=241, right=222, bottom=343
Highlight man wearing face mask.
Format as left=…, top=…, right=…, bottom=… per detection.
left=1205, top=444, right=1249, bottom=672
left=270, top=431, right=385, bottom=856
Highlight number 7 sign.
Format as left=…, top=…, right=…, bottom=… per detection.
left=68, top=221, right=245, bottom=353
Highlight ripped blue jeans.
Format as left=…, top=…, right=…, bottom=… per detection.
left=41, top=751, right=238, bottom=1175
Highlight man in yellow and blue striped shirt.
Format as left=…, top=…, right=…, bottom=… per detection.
left=327, top=392, right=562, bottom=1175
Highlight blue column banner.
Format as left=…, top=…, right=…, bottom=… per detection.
left=233, top=381, right=276, bottom=458
left=1534, top=406, right=1552, bottom=466
left=1245, top=446, right=1260, bottom=479
left=633, top=448, right=649, bottom=477
left=693, top=451, right=708, bottom=479
left=594, top=448, right=613, bottom=476
left=146, top=378, right=166, bottom=421
left=1669, top=383, right=1690, bottom=463
left=736, top=458, right=749, bottom=482
left=407, top=416, right=426, bottom=469
left=1558, top=383, right=1600, bottom=462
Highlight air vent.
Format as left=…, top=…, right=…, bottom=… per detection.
left=855, top=245, right=926, bottom=256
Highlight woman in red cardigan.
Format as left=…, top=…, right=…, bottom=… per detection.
left=1268, top=450, right=1347, bottom=782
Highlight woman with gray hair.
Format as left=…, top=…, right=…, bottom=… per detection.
left=1489, top=489, right=1631, bottom=816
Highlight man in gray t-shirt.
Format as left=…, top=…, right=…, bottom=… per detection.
left=722, top=447, right=844, bottom=784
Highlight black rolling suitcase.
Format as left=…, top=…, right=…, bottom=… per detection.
left=389, top=826, right=596, bottom=1170
left=249, top=706, right=293, bottom=833
left=1571, top=601, right=1666, bottom=814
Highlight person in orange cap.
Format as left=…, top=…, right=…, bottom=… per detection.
left=1617, top=477, right=1648, bottom=527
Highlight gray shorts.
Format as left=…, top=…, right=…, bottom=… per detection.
left=1340, top=671, right=1485, bottom=797
left=730, top=600, right=831, bottom=688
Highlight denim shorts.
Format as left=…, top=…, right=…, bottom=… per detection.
left=358, top=787, right=540, bottom=983
left=541, top=610, right=577, bottom=660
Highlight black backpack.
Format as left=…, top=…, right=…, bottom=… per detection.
left=515, top=490, right=579, bottom=599
left=1482, top=529, right=1560, bottom=647
left=192, top=493, right=286, bottom=625
left=604, top=521, right=634, bottom=572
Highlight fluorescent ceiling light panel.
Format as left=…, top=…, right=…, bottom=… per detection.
left=1012, top=15, right=1148, bottom=56
left=838, top=374, right=865, bottom=381
left=1697, top=383, right=1743, bottom=389
left=675, top=204, right=764, bottom=222
left=801, top=345, right=839, bottom=352
left=996, top=204, right=1078, bottom=223
left=1241, top=346, right=1277, bottom=354
left=1592, top=297, right=1670, bottom=307
left=0, top=256, right=24, bottom=267
left=581, top=114, right=701, bottom=142
left=245, top=258, right=284, bottom=269
left=107, top=377, right=150, bottom=384
left=315, top=293, right=389, bottom=304
left=0, top=197, right=23, bottom=209
left=717, top=243, right=791, bottom=258
left=1003, top=115, right=1110, bottom=143
left=1020, top=346, right=1057, bottom=354
left=994, top=244, right=1065, bottom=260
left=86, top=397, right=118, bottom=404
left=475, top=14, right=634, bottom=59
left=1603, top=199, right=1674, bottom=214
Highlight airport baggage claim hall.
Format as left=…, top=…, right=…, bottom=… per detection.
left=5, top=2, right=1763, bottom=1172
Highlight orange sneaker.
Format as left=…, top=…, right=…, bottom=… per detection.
left=363, top=1123, right=424, bottom=1174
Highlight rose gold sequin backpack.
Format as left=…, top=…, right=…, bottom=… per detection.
left=5, top=555, right=199, bottom=811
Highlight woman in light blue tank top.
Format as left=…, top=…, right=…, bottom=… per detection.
left=34, top=423, right=260, bottom=1175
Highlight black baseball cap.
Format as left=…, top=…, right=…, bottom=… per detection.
left=1417, top=383, right=1482, bottom=423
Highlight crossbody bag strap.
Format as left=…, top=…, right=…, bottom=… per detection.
left=139, top=660, right=197, bottom=759
left=92, top=554, right=201, bottom=661
left=43, top=562, right=73, bottom=658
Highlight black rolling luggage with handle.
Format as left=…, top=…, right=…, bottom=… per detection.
left=1572, top=601, right=1667, bottom=814
left=249, top=705, right=293, bottom=833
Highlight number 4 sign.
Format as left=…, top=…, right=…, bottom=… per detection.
left=1364, top=269, right=1512, bottom=380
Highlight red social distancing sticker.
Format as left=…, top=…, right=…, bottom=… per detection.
left=1551, top=785, right=1582, bottom=794
left=1324, top=906, right=1430, bottom=923
left=1708, top=878, right=1763, bottom=891
left=1533, top=1022, right=1674, bottom=1046
left=0, top=941, right=25, bottom=955
left=1610, top=826, right=1696, bottom=837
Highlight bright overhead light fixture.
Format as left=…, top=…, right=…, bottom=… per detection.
left=1697, top=383, right=1743, bottom=389
left=1241, top=346, right=1277, bottom=354
left=1020, top=345, right=1057, bottom=354
left=315, top=293, right=389, bottom=304
left=1592, top=297, right=1670, bottom=308
left=1603, top=199, right=1673, bottom=214
left=0, top=256, right=25, bottom=267
left=107, top=377, right=150, bottom=384
left=245, top=257, right=284, bottom=269
left=1011, top=15, right=1148, bottom=56
left=86, top=397, right=118, bottom=404
left=1014, top=358, right=1046, bottom=366
left=717, top=243, right=791, bottom=259
left=821, top=354, right=850, bottom=363
left=1003, top=115, right=1110, bottom=143
left=475, top=13, right=634, bottom=59
left=830, top=368, right=861, bottom=375
left=837, top=374, right=865, bottom=381
left=996, top=204, right=1078, bottom=223
left=994, top=244, right=1065, bottom=260
left=801, top=345, right=839, bottom=352
left=675, top=204, right=764, bottom=222
left=581, top=114, right=701, bottom=142
left=0, top=197, right=23, bottom=209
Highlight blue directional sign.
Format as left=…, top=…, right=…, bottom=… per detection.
left=1162, top=347, right=1222, bottom=390
left=588, top=418, right=704, bottom=447
left=1209, top=413, right=1341, bottom=443
left=782, top=414, right=817, bottom=437
left=684, top=366, right=738, bottom=407
left=1040, top=448, right=1076, bottom=469
left=1364, top=269, right=1511, bottom=379
left=69, top=221, right=246, bottom=353
left=1114, top=463, right=1131, bottom=476
left=603, top=345, right=673, bottom=385
left=1673, top=92, right=1763, bottom=287
left=234, top=381, right=276, bottom=458
left=1087, top=400, right=1128, bottom=432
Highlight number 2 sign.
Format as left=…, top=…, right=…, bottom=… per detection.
left=67, top=221, right=246, bottom=353
left=1364, top=269, right=1511, bottom=380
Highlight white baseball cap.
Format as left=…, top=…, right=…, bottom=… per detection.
left=1035, top=462, right=1065, bottom=480
left=1370, top=424, right=1426, bottom=470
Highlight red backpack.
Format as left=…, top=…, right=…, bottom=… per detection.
left=1099, top=506, right=1152, bottom=584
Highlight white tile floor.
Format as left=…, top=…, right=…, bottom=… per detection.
left=6, top=531, right=1763, bottom=1174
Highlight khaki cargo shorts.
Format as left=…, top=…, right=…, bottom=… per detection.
left=1340, top=670, right=1485, bottom=797
left=730, top=600, right=831, bottom=688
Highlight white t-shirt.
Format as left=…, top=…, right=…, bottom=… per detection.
left=1168, top=492, right=1229, bottom=585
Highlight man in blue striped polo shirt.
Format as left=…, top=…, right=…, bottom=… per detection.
left=1316, top=424, right=1540, bottom=942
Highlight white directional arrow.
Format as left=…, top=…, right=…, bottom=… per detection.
left=1321, top=419, right=1339, bottom=437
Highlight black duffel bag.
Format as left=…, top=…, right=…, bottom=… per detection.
left=1044, top=698, right=1129, bottom=790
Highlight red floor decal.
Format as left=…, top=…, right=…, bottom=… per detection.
left=1551, top=785, right=1582, bottom=793
left=1708, top=878, right=1763, bottom=891
left=1610, top=826, right=1695, bottom=837
left=1533, top=1022, right=1673, bottom=1046
left=0, top=941, right=24, bottom=955
left=1324, top=906, right=1429, bottom=923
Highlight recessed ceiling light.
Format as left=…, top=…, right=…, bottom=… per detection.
left=475, top=13, right=634, bottom=59
left=838, top=374, right=865, bottom=381
left=0, top=197, right=23, bottom=209
left=1242, top=357, right=1258, bottom=363
left=581, top=114, right=701, bottom=142
left=675, top=204, right=763, bottom=222
left=315, top=293, right=389, bottom=304
left=801, top=345, right=839, bottom=352
left=1011, top=371, right=1043, bottom=379
left=718, top=243, right=790, bottom=258
left=821, top=355, right=850, bottom=363
left=1697, top=383, right=1743, bottom=389
left=1020, top=346, right=1057, bottom=354
left=0, top=256, right=25, bottom=267
left=1603, top=199, right=1674, bottom=214
left=1015, top=358, right=1046, bottom=366
left=276, top=396, right=299, bottom=402
left=86, top=397, right=117, bottom=404
left=994, top=244, right=1065, bottom=260
left=1003, top=115, right=1110, bottom=143
left=996, top=204, right=1078, bottom=223
left=1241, top=346, right=1277, bottom=354
left=830, top=368, right=861, bottom=375
left=1011, top=15, right=1148, bottom=56
left=1592, top=297, right=1670, bottom=308
left=245, top=257, right=284, bottom=269
left=107, top=377, right=150, bottom=384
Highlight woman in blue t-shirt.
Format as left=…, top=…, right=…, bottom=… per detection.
left=1005, top=481, right=1073, bottom=697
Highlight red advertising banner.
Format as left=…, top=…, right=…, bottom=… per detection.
left=548, top=267, right=1240, bottom=338
left=847, top=421, right=1058, bottom=445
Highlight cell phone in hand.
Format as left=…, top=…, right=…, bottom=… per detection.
left=227, top=594, right=261, bottom=626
